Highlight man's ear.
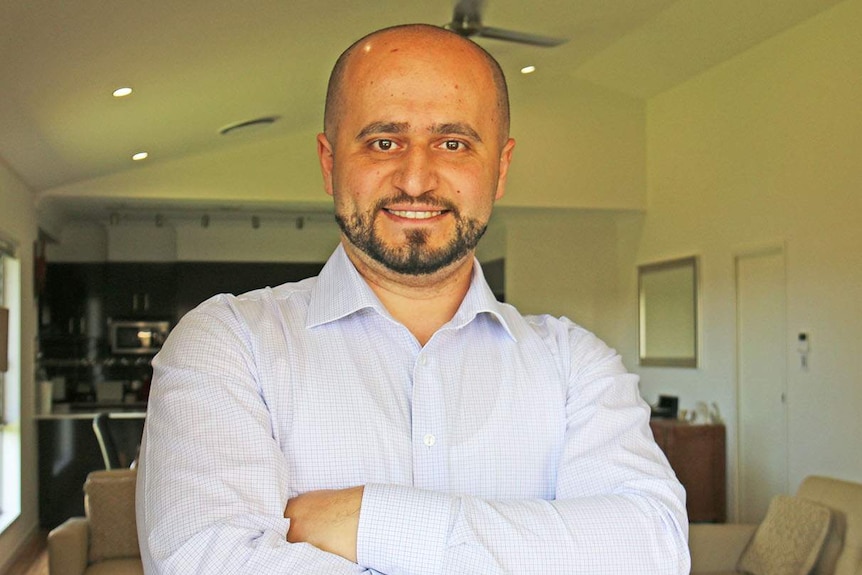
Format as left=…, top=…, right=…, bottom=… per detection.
left=494, top=138, right=516, bottom=201
left=317, top=133, right=335, bottom=197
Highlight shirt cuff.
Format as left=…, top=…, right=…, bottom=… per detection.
left=356, top=483, right=453, bottom=575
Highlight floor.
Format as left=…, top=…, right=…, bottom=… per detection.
left=4, top=530, right=48, bottom=575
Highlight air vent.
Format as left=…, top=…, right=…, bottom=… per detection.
left=218, top=115, right=280, bottom=136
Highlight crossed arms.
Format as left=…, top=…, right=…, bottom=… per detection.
left=136, top=307, right=689, bottom=574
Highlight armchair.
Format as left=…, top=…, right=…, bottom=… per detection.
left=47, top=469, right=142, bottom=575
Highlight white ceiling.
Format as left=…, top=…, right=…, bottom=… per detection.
left=0, top=0, right=845, bottom=219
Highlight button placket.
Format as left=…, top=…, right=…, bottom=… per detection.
left=411, top=346, right=447, bottom=489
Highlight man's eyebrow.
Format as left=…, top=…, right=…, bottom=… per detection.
left=355, top=121, right=483, bottom=143
left=356, top=122, right=409, bottom=140
left=431, top=123, right=482, bottom=143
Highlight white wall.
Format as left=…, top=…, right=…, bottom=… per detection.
left=503, top=73, right=646, bottom=211
left=626, top=0, right=862, bottom=518
left=500, top=209, right=627, bottom=346
left=174, top=217, right=340, bottom=262
left=49, top=216, right=341, bottom=263
left=0, top=162, right=39, bottom=569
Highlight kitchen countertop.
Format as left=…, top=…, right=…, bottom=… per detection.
left=35, top=404, right=147, bottom=420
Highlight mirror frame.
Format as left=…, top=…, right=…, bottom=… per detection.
left=638, top=256, right=699, bottom=368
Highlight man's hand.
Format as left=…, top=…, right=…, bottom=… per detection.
left=284, top=486, right=364, bottom=562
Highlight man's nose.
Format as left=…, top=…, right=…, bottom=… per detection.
left=392, top=146, right=438, bottom=197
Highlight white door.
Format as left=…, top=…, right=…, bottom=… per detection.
left=736, top=248, right=788, bottom=523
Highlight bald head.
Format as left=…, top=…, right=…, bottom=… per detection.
left=323, top=24, right=510, bottom=146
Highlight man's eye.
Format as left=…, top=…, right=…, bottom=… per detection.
left=373, top=139, right=394, bottom=151
left=443, top=140, right=464, bottom=151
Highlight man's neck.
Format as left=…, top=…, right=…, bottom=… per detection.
left=342, top=243, right=474, bottom=346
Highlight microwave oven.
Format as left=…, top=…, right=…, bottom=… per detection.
left=109, top=320, right=170, bottom=355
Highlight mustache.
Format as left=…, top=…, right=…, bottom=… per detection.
left=372, top=192, right=458, bottom=214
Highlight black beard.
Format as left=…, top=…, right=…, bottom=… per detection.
left=335, top=194, right=487, bottom=275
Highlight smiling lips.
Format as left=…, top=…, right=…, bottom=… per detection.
left=386, top=209, right=447, bottom=220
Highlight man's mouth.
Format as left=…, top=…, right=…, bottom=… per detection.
left=385, top=209, right=446, bottom=220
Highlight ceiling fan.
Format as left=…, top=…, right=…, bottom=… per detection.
left=443, top=0, right=567, bottom=47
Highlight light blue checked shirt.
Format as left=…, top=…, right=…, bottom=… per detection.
left=136, top=244, right=689, bottom=574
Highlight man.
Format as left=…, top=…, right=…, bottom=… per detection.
left=136, top=24, right=689, bottom=574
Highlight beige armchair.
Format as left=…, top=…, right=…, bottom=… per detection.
left=47, top=469, right=143, bottom=575
left=690, top=475, right=862, bottom=575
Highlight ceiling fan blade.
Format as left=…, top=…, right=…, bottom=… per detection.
left=447, top=0, right=485, bottom=37
left=478, top=26, right=567, bottom=47
left=453, top=0, right=484, bottom=23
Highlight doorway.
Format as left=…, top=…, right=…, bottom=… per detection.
left=735, top=247, right=788, bottom=523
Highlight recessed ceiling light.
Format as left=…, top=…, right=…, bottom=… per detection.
left=132, top=152, right=148, bottom=161
left=520, top=65, right=537, bottom=75
left=113, top=87, right=133, bottom=98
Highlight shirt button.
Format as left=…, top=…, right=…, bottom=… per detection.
left=418, top=355, right=428, bottom=366
left=423, top=433, right=436, bottom=447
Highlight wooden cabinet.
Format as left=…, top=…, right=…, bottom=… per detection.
left=650, top=420, right=726, bottom=523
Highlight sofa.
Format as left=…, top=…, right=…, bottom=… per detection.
left=47, top=469, right=142, bottom=575
left=690, top=475, right=862, bottom=575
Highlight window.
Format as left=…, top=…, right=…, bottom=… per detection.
left=0, top=236, right=21, bottom=531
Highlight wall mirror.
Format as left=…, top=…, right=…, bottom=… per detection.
left=638, top=256, right=698, bottom=367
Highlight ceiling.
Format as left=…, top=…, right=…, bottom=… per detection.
left=0, top=0, right=845, bottom=223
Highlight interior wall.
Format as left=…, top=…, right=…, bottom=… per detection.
left=0, top=162, right=39, bottom=569
left=503, top=73, right=646, bottom=211
left=174, top=217, right=340, bottom=262
left=501, top=209, right=625, bottom=347
left=626, top=0, right=862, bottom=518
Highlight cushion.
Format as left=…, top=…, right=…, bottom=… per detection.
left=737, top=495, right=832, bottom=575
left=84, top=469, right=140, bottom=563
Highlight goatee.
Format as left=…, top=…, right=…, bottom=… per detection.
left=335, top=193, right=487, bottom=275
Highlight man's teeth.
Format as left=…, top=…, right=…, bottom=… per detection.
left=388, top=209, right=444, bottom=219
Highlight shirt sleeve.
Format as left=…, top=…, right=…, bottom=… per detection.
left=356, top=327, right=690, bottom=575
left=135, top=300, right=366, bottom=574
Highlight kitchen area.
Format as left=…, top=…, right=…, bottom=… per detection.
left=34, top=256, right=327, bottom=528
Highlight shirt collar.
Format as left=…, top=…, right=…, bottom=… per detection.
left=306, top=244, right=384, bottom=327
left=307, top=244, right=517, bottom=341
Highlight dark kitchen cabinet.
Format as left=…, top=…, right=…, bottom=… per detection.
left=41, top=263, right=105, bottom=336
left=104, top=263, right=177, bottom=320
left=175, top=262, right=324, bottom=319
left=43, top=261, right=326, bottom=329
